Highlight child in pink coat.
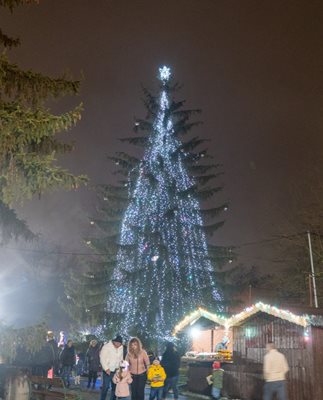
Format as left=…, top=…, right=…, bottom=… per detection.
left=113, top=360, right=133, bottom=400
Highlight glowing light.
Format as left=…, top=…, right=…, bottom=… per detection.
left=108, top=67, right=221, bottom=339
left=159, top=66, right=171, bottom=82
left=190, top=327, right=201, bottom=338
left=174, top=302, right=309, bottom=336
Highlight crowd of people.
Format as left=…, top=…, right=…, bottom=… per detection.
left=28, top=332, right=181, bottom=400
left=99, top=336, right=180, bottom=400
left=25, top=331, right=289, bottom=400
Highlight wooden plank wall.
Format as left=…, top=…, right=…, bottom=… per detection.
left=312, top=326, right=323, bottom=400
left=224, top=313, right=317, bottom=400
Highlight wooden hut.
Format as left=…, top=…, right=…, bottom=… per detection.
left=175, top=302, right=323, bottom=400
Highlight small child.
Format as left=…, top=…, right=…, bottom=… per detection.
left=147, top=358, right=166, bottom=400
left=112, top=360, right=133, bottom=400
left=74, top=353, right=84, bottom=385
left=206, top=361, right=224, bottom=400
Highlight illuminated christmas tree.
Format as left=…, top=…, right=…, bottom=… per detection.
left=107, top=67, right=229, bottom=341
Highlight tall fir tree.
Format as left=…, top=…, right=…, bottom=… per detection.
left=0, top=0, right=87, bottom=242
left=64, top=66, right=232, bottom=339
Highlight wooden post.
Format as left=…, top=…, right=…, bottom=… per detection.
left=309, top=274, right=313, bottom=307
left=211, top=329, right=214, bottom=352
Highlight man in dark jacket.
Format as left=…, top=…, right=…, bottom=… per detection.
left=47, top=331, right=59, bottom=376
left=161, top=342, right=181, bottom=400
left=60, top=339, right=75, bottom=387
left=31, top=338, right=54, bottom=377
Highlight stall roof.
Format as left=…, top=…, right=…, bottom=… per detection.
left=173, top=302, right=323, bottom=335
left=173, top=308, right=228, bottom=335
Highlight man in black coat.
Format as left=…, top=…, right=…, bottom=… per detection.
left=161, top=342, right=181, bottom=400
left=60, top=339, right=75, bottom=387
left=47, top=331, right=59, bottom=375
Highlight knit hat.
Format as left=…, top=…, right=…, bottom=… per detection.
left=212, top=361, right=221, bottom=369
left=112, top=335, right=123, bottom=344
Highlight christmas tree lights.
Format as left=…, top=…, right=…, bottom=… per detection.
left=108, top=66, right=223, bottom=340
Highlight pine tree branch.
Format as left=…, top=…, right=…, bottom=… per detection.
left=0, top=54, right=80, bottom=104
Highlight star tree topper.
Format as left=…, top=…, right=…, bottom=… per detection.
left=159, top=66, right=171, bottom=83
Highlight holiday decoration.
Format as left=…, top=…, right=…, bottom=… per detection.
left=174, top=302, right=309, bottom=337
left=106, top=66, right=227, bottom=341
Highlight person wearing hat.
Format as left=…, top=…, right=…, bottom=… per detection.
left=100, top=335, right=124, bottom=400
left=206, top=361, right=224, bottom=400
left=215, top=336, right=229, bottom=351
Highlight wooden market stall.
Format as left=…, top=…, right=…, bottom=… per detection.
left=174, top=302, right=323, bottom=400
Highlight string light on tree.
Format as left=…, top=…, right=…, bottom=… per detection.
left=107, top=66, right=224, bottom=341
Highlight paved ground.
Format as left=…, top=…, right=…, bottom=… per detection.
left=69, top=377, right=236, bottom=400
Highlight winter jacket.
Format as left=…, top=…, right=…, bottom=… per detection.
left=47, top=339, right=59, bottom=367
left=86, top=345, right=101, bottom=372
left=60, top=346, right=76, bottom=367
left=126, top=350, right=150, bottom=375
left=264, top=349, right=289, bottom=382
left=147, top=364, right=166, bottom=388
left=210, top=369, right=224, bottom=389
left=32, top=341, right=55, bottom=369
left=100, top=341, right=124, bottom=373
left=113, top=370, right=133, bottom=397
left=161, top=349, right=180, bottom=378
left=75, top=358, right=84, bottom=376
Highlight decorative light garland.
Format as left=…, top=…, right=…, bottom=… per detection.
left=173, top=307, right=227, bottom=335
left=173, top=302, right=310, bottom=335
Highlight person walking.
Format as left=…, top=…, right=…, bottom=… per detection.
left=263, top=341, right=289, bottom=400
left=161, top=342, right=180, bottom=400
left=126, top=337, right=150, bottom=400
left=60, top=339, right=76, bottom=388
left=86, top=339, right=101, bottom=389
left=100, top=335, right=124, bottom=400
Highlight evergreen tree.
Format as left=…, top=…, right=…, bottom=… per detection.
left=67, top=67, right=231, bottom=341
left=0, top=0, right=87, bottom=241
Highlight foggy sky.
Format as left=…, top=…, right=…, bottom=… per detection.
left=1, top=0, right=323, bottom=325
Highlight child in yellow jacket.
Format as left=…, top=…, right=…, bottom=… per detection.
left=147, top=358, right=166, bottom=400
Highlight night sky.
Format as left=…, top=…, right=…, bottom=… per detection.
left=1, top=0, right=323, bottom=324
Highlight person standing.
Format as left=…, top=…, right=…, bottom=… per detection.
left=60, top=339, right=76, bottom=388
left=263, top=341, right=289, bottom=400
left=47, top=331, right=59, bottom=376
left=74, top=353, right=84, bottom=386
left=147, top=358, right=166, bottom=400
left=112, top=360, right=133, bottom=400
left=206, top=361, right=224, bottom=400
left=100, top=335, right=124, bottom=400
left=161, top=342, right=180, bottom=400
left=86, top=339, right=101, bottom=390
left=126, top=337, right=150, bottom=400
